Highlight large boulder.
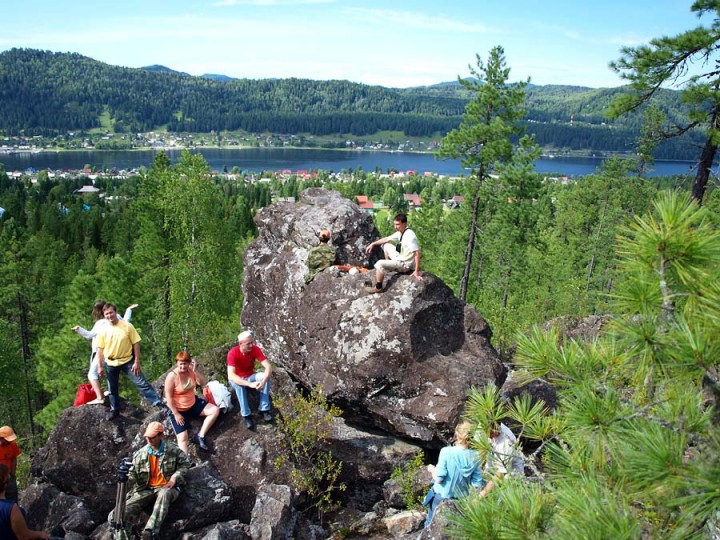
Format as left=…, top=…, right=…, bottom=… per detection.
left=31, top=403, right=235, bottom=538
left=31, top=402, right=152, bottom=514
left=22, top=482, right=101, bottom=537
left=242, top=188, right=505, bottom=446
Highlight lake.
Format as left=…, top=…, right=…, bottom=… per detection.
left=0, top=147, right=700, bottom=178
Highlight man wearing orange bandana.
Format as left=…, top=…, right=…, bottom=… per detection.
left=120, top=422, right=192, bottom=540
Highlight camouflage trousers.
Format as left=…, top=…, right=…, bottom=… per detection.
left=125, top=486, right=180, bottom=535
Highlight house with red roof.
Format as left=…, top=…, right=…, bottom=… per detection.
left=403, top=193, right=422, bottom=209
left=355, top=195, right=376, bottom=213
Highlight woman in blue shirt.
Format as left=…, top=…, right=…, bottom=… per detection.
left=424, top=421, right=483, bottom=528
left=0, top=463, right=52, bottom=540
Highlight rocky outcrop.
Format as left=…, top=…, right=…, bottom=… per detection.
left=242, top=188, right=505, bottom=446
left=22, top=483, right=100, bottom=537
left=22, top=189, right=510, bottom=538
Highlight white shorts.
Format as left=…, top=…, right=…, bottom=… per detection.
left=375, top=243, right=414, bottom=273
left=88, top=353, right=100, bottom=381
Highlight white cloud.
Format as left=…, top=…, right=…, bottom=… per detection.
left=212, top=0, right=335, bottom=6
left=343, top=8, right=495, bottom=34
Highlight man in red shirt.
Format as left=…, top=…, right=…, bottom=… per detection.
left=227, top=331, right=273, bottom=430
left=0, top=426, right=21, bottom=502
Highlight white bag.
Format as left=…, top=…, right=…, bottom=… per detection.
left=206, top=380, right=233, bottom=413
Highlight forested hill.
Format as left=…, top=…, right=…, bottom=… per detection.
left=0, top=48, right=702, bottom=159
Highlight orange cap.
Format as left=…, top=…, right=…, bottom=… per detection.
left=0, top=426, right=17, bottom=441
left=143, top=422, right=164, bottom=438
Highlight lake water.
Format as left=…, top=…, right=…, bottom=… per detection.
left=0, top=147, right=700, bottom=178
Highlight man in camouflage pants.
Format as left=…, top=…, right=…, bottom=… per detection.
left=116, top=422, right=192, bottom=540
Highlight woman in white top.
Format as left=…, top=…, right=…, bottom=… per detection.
left=72, top=300, right=137, bottom=404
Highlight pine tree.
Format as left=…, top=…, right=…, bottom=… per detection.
left=436, top=46, right=531, bottom=301
left=609, top=1, right=720, bottom=203
left=451, top=191, right=720, bottom=538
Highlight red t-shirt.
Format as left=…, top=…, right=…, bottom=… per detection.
left=0, top=441, right=20, bottom=470
left=227, top=344, right=266, bottom=378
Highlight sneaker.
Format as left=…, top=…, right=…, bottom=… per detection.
left=105, top=409, right=119, bottom=421
left=262, top=411, right=274, bottom=423
left=86, top=398, right=105, bottom=405
left=243, top=416, right=255, bottom=430
left=366, top=286, right=384, bottom=294
left=195, top=435, right=209, bottom=451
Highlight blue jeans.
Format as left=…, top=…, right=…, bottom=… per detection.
left=230, top=373, right=271, bottom=417
left=423, top=487, right=444, bottom=528
left=105, top=361, right=162, bottom=411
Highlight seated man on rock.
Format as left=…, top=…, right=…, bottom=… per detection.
left=227, top=331, right=273, bottom=430
left=364, top=212, right=423, bottom=293
left=305, top=229, right=339, bottom=284
left=114, top=421, right=192, bottom=540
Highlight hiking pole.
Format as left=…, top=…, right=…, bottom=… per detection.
left=110, top=456, right=133, bottom=540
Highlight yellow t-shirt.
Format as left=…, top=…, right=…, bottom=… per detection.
left=97, top=319, right=141, bottom=367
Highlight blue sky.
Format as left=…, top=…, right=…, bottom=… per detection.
left=1, top=0, right=708, bottom=88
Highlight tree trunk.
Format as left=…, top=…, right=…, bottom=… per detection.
left=459, top=189, right=481, bottom=302
left=17, top=293, right=36, bottom=436
left=692, top=108, right=720, bottom=204
left=586, top=197, right=609, bottom=293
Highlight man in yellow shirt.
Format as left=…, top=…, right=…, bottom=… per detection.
left=97, top=303, right=164, bottom=421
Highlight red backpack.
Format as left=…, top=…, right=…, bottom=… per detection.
left=73, top=383, right=97, bottom=407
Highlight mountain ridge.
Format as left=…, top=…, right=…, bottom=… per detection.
left=0, top=48, right=703, bottom=159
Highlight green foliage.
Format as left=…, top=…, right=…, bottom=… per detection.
left=274, top=389, right=347, bottom=519
left=609, top=2, right=720, bottom=201
left=437, top=46, right=536, bottom=302
left=454, top=191, right=720, bottom=539
left=131, top=151, right=242, bottom=370
left=0, top=48, right=706, bottom=159
left=449, top=479, right=554, bottom=540
left=390, top=450, right=426, bottom=510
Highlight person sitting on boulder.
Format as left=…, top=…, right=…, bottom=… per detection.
left=424, top=420, right=483, bottom=528
left=305, top=229, right=339, bottom=283
left=364, top=213, right=423, bottom=294
left=227, top=331, right=273, bottom=431
left=164, top=351, right=220, bottom=453
left=0, top=463, right=53, bottom=540
left=117, top=421, right=192, bottom=540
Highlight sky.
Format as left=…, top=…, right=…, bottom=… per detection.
left=1, top=0, right=710, bottom=88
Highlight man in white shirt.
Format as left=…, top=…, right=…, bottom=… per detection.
left=480, top=422, right=524, bottom=497
left=364, top=213, right=423, bottom=293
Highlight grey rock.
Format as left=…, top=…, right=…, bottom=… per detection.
left=179, top=520, right=251, bottom=539
left=21, top=482, right=100, bottom=536
left=249, top=484, right=296, bottom=540
left=242, top=188, right=505, bottom=446
left=384, top=510, right=425, bottom=537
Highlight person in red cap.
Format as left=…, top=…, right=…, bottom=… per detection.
left=0, top=426, right=20, bottom=502
left=115, top=421, right=192, bottom=540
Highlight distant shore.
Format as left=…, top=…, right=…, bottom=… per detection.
left=2, top=145, right=690, bottom=163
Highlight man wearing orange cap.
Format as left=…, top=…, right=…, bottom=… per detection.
left=0, top=426, right=20, bottom=502
left=119, top=421, right=192, bottom=540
